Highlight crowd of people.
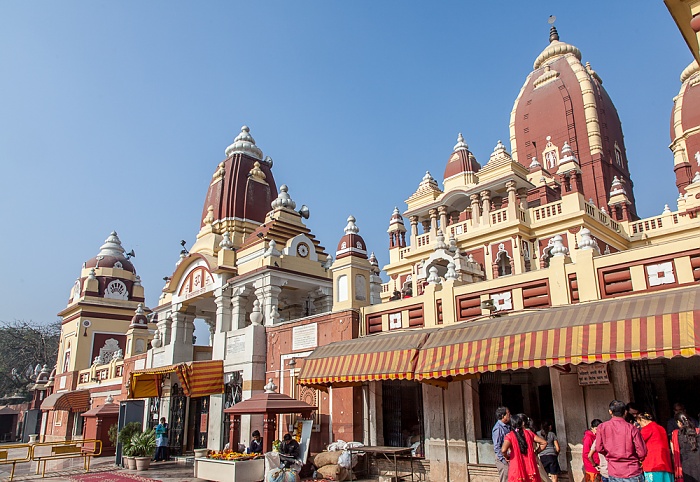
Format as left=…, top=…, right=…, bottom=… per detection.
left=492, top=401, right=700, bottom=482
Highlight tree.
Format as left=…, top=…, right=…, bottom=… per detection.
left=0, top=320, right=61, bottom=398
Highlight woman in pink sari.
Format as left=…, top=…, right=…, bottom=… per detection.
left=502, top=413, right=547, bottom=482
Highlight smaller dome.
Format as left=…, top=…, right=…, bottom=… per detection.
left=129, top=303, right=149, bottom=329
left=336, top=216, right=368, bottom=259
left=444, top=133, right=480, bottom=180
left=84, top=232, right=135, bottom=272
left=533, top=26, right=582, bottom=70
left=225, top=126, right=263, bottom=160
left=271, top=185, right=297, bottom=211
left=388, top=207, right=406, bottom=232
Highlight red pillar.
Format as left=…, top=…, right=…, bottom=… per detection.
left=262, top=413, right=277, bottom=453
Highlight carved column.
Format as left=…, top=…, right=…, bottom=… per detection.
left=255, top=285, right=282, bottom=326
left=157, top=315, right=172, bottom=346
left=409, top=216, right=419, bottom=246
left=421, top=219, right=431, bottom=234
left=569, top=171, right=580, bottom=193
left=480, top=190, right=491, bottom=226
left=214, top=287, right=233, bottom=333
left=470, top=194, right=481, bottom=227
left=438, top=205, right=449, bottom=231
left=506, top=181, right=517, bottom=219
left=517, top=188, right=529, bottom=210
left=429, top=209, right=439, bottom=237
left=230, top=286, right=252, bottom=330
left=171, top=310, right=194, bottom=345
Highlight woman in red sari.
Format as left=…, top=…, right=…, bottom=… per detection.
left=502, top=413, right=547, bottom=482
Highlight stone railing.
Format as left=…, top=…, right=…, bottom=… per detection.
left=77, top=359, right=124, bottom=386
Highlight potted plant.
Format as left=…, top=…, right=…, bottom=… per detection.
left=131, top=429, right=156, bottom=471
left=118, top=422, right=142, bottom=469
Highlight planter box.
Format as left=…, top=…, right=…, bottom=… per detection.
left=194, top=457, right=265, bottom=482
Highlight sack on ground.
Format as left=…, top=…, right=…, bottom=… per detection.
left=317, top=463, right=349, bottom=481
left=266, top=468, right=300, bottom=482
left=314, top=451, right=342, bottom=467
left=338, top=450, right=351, bottom=469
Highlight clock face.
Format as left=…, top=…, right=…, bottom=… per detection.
left=297, top=243, right=309, bottom=257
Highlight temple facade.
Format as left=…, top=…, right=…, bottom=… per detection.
left=39, top=5, right=700, bottom=481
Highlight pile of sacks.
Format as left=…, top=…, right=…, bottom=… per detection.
left=312, top=440, right=363, bottom=482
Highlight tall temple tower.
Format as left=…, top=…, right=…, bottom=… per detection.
left=510, top=24, right=637, bottom=219
left=670, top=60, right=700, bottom=193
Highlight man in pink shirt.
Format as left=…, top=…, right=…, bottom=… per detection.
left=596, top=400, right=647, bottom=482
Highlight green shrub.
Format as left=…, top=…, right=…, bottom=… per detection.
left=118, top=422, right=142, bottom=457
left=107, top=424, right=118, bottom=446
left=130, top=429, right=156, bottom=458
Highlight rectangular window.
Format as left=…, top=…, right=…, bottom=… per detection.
left=73, top=412, right=85, bottom=436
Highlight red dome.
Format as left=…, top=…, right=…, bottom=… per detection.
left=511, top=31, right=637, bottom=218
left=443, top=133, right=480, bottom=180
left=670, top=62, right=700, bottom=193
left=336, top=216, right=368, bottom=260
left=200, top=126, right=277, bottom=228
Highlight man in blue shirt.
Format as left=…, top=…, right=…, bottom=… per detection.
left=492, top=406, right=511, bottom=482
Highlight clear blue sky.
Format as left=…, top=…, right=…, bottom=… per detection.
left=0, top=2, right=691, bottom=334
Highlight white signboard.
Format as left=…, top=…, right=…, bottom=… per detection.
left=293, top=324, right=318, bottom=351
left=226, top=334, right=246, bottom=356
left=389, top=312, right=402, bottom=330
left=578, top=364, right=610, bottom=386
left=152, top=351, right=165, bottom=368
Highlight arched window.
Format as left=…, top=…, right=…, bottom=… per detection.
left=355, top=275, right=366, bottom=301
left=337, top=275, right=348, bottom=302
left=63, top=342, right=71, bottom=373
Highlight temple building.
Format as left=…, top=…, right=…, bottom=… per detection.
left=298, top=22, right=700, bottom=482
left=43, top=232, right=155, bottom=444
left=39, top=5, right=700, bottom=482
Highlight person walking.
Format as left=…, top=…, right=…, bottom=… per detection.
left=584, top=420, right=603, bottom=482
left=636, top=412, right=672, bottom=482
left=596, top=400, right=647, bottom=482
left=493, top=407, right=512, bottom=482
left=671, top=413, right=700, bottom=482
left=154, top=417, right=168, bottom=462
left=538, top=421, right=561, bottom=482
left=501, top=413, right=547, bottom=482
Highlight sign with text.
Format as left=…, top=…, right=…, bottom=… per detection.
left=226, top=334, right=245, bottom=356
left=292, top=324, right=318, bottom=351
left=577, top=364, right=610, bottom=385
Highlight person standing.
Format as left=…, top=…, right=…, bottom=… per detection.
left=154, top=417, right=168, bottom=462
left=671, top=413, right=700, bottom=482
left=538, top=421, right=561, bottom=482
left=596, top=400, right=647, bottom=482
left=667, top=403, right=699, bottom=438
left=584, top=420, right=603, bottom=482
left=501, top=413, right=547, bottom=482
left=493, top=407, right=512, bottom=482
left=589, top=440, right=609, bottom=482
left=636, top=412, right=672, bottom=482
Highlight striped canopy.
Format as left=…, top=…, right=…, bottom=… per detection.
left=129, top=360, right=224, bottom=399
left=299, top=285, right=700, bottom=387
left=40, top=390, right=90, bottom=412
left=298, top=329, right=437, bottom=389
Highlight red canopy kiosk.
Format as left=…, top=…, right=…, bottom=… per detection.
left=224, top=379, right=316, bottom=453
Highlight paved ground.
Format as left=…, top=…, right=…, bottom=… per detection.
left=0, top=458, right=377, bottom=482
